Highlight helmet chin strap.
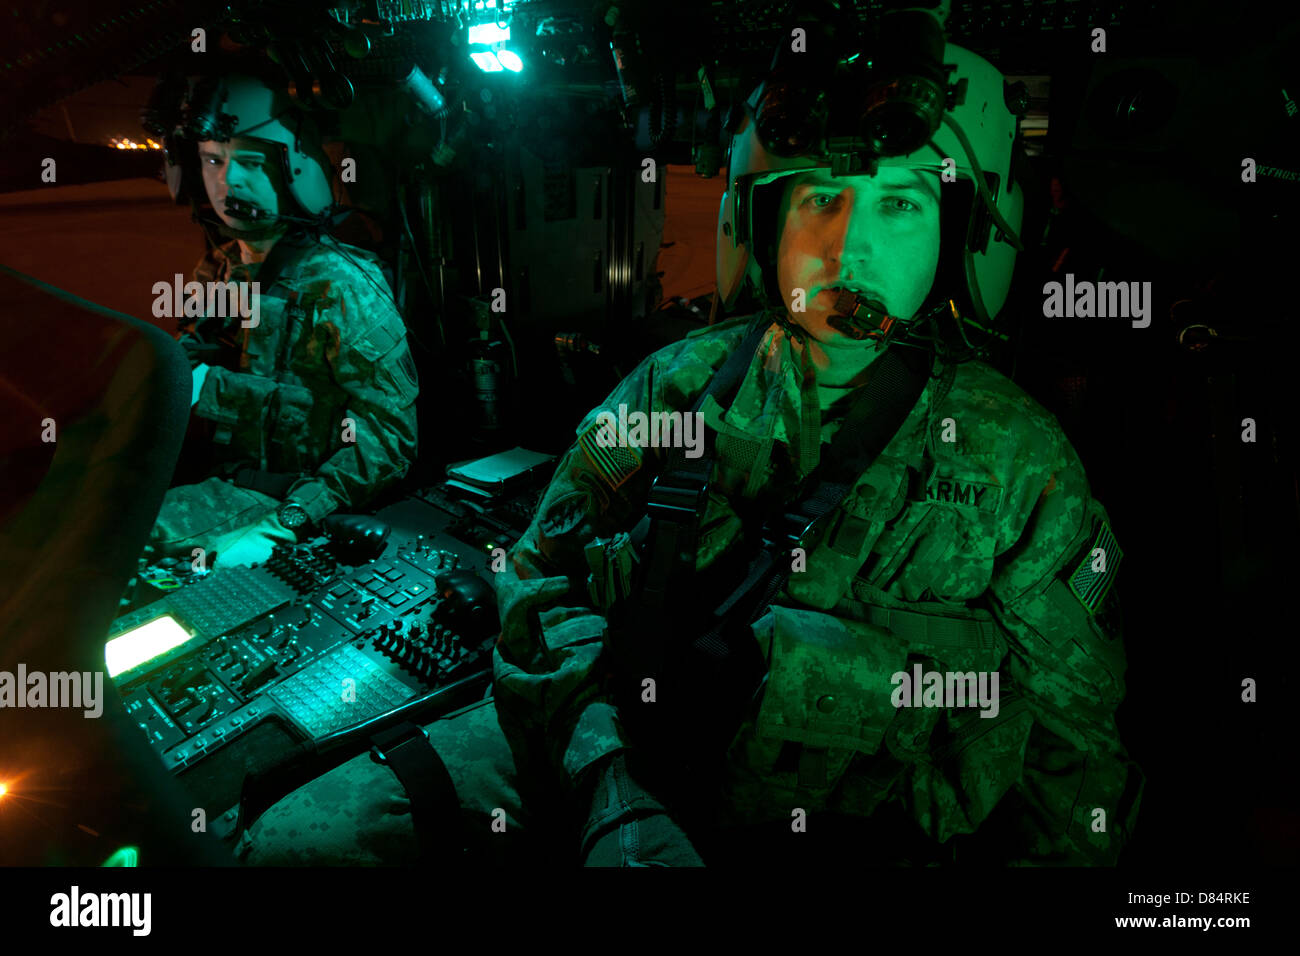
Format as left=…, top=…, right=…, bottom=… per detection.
left=771, top=306, right=811, bottom=345
left=214, top=219, right=290, bottom=242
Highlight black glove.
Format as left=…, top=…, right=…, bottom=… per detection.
left=178, top=332, right=223, bottom=370
left=578, top=752, right=705, bottom=867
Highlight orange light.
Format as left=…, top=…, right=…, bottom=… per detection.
left=0, top=782, right=8, bottom=798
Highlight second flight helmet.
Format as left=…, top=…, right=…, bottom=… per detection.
left=146, top=70, right=335, bottom=221
left=716, top=14, right=1026, bottom=340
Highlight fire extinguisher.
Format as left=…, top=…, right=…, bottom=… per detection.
left=469, top=330, right=509, bottom=442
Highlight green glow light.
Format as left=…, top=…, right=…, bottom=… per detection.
left=470, top=51, right=504, bottom=72
left=105, top=614, right=196, bottom=678
left=102, top=847, right=139, bottom=867
left=468, top=23, right=510, bottom=45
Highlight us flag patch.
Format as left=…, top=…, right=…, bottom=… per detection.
left=576, top=410, right=642, bottom=490
left=1067, top=520, right=1123, bottom=614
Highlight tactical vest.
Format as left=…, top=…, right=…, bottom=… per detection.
left=692, top=343, right=1031, bottom=816
left=193, top=237, right=375, bottom=479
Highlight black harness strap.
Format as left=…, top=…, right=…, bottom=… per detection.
left=194, top=230, right=312, bottom=346
left=699, top=339, right=935, bottom=639
left=619, top=316, right=934, bottom=762
left=369, top=721, right=465, bottom=865
left=635, top=315, right=773, bottom=613
left=683, top=344, right=932, bottom=757
left=216, top=232, right=317, bottom=498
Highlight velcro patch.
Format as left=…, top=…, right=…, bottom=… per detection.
left=921, top=475, right=1003, bottom=514
left=396, top=345, right=419, bottom=387
left=539, top=490, right=590, bottom=539
left=1067, top=520, right=1123, bottom=615
left=576, top=409, right=642, bottom=490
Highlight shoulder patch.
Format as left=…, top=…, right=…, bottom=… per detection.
left=1067, top=520, right=1123, bottom=614
left=538, top=489, right=591, bottom=539
left=576, top=410, right=642, bottom=490
left=397, top=345, right=419, bottom=387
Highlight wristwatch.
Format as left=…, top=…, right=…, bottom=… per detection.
left=277, top=500, right=310, bottom=529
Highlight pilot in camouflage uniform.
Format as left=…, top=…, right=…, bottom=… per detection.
left=484, top=312, right=1142, bottom=865
left=149, top=235, right=421, bottom=552
left=146, top=70, right=418, bottom=562
left=237, top=36, right=1142, bottom=866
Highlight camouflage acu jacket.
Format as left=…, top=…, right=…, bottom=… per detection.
left=493, top=312, right=1144, bottom=865
left=186, top=236, right=419, bottom=522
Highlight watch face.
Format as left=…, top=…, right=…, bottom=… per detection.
left=280, top=504, right=308, bottom=528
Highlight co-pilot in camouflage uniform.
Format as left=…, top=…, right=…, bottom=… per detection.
left=239, top=309, right=1143, bottom=866
left=149, top=236, right=420, bottom=553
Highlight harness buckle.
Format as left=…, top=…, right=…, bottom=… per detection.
left=646, top=470, right=710, bottom=524
left=369, top=724, right=430, bottom=766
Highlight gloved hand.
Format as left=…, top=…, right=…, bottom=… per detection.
left=205, top=511, right=297, bottom=568
left=579, top=752, right=705, bottom=867
left=178, top=332, right=222, bottom=370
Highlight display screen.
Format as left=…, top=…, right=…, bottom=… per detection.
left=105, top=615, right=198, bottom=678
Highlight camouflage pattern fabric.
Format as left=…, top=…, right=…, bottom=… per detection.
left=240, top=310, right=1142, bottom=866
left=237, top=697, right=544, bottom=866
left=150, top=476, right=282, bottom=556
left=148, top=236, right=419, bottom=553
left=491, top=310, right=1144, bottom=865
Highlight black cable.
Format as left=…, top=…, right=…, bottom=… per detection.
left=396, top=194, right=447, bottom=351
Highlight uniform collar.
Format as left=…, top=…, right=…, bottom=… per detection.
left=719, top=318, right=934, bottom=482
left=199, top=240, right=251, bottom=283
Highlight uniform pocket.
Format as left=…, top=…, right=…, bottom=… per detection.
left=753, top=605, right=909, bottom=755
left=265, top=383, right=317, bottom=472
left=860, top=502, right=938, bottom=592
left=929, top=688, right=1031, bottom=764
left=893, top=508, right=963, bottom=602
left=894, top=687, right=1034, bottom=843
